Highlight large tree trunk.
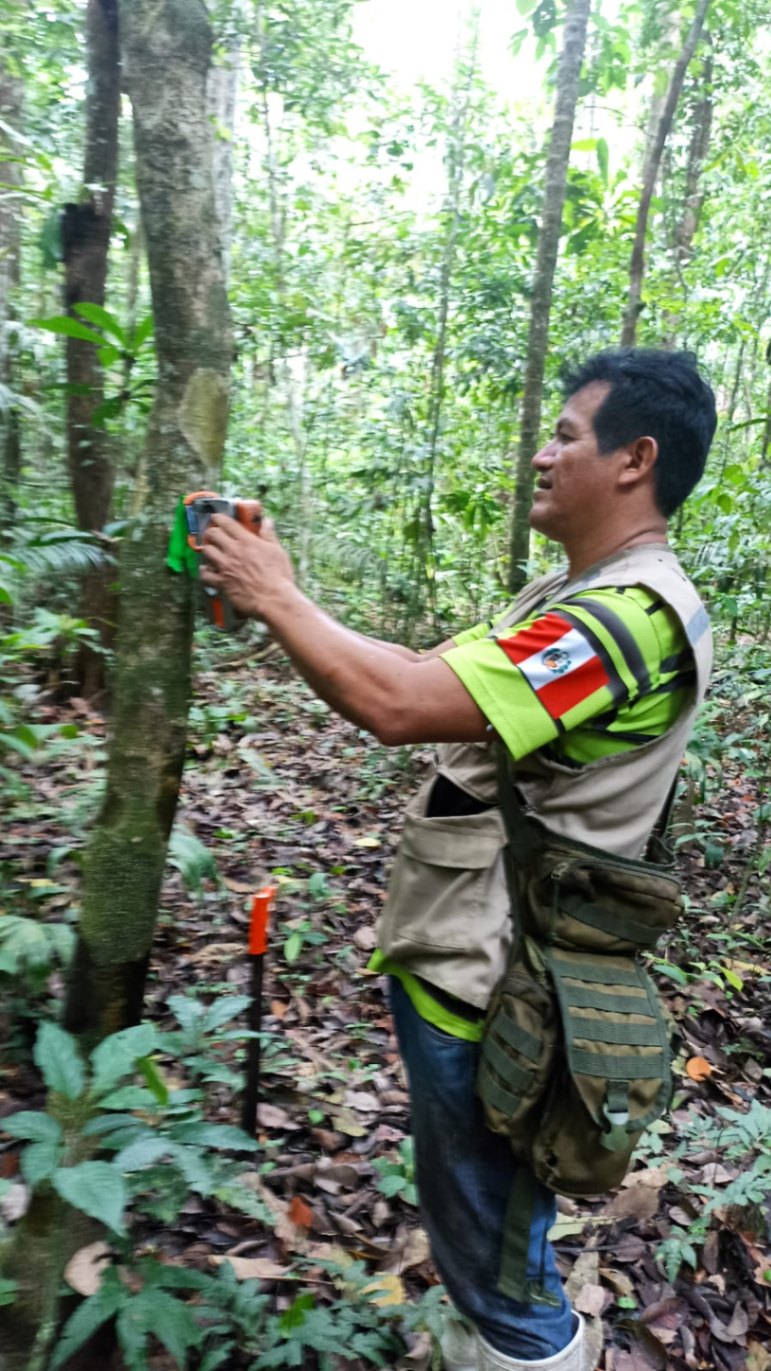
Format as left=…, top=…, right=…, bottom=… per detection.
left=207, top=42, right=240, bottom=285
left=0, top=58, right=23, bottom=526
left=620, top=0, right=711, bottom=346
left=508, top=0, right=592, bottom=592
left=65, top=0, right=232, bottom=1041
left=63, top=0, right=120, bottom=697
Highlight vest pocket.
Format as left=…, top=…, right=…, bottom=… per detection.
left=382, top=806, right=507, bottom=953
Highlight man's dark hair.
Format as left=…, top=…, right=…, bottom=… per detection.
left=562, top=348, right=717, bottom=517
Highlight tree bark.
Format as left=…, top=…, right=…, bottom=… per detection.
left=207, top=42, right=240, bottom=285
left=65, top=0, right=232, bottom=1041
left=620, top=0, right=711, bottom=347
left=508, top=0, right=592, bottom=592
left=0, top=57, right=23, bottom=525
left=661, top=53, right=713, bottom=347
left=64, top=0, right=120, bottom=696
left=412, top=21, right=479, bottom=635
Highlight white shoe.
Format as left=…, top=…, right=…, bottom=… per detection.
left=441, top=1316, right=477, bottom=1371
left=475, top=1317, right=588, bottom=1371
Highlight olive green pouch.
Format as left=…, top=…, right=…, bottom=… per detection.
left=475, top=746, right=681, bottom=1302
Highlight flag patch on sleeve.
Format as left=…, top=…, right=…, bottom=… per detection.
left=496, top=612, right=610, bottom=719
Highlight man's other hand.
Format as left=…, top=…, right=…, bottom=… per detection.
left=200, top=513, right=294, bottom=620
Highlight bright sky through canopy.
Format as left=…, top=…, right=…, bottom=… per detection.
left=352, top=0, right=545, bottom=102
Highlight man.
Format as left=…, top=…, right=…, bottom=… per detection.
left=201, top=348, right=717, bottom=1371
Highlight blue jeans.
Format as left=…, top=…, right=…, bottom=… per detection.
left=389, top=978, right=574, bottom=1359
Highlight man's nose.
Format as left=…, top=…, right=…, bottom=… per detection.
left=532, top=438, right=556, bottom=469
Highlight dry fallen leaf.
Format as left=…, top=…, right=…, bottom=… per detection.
left=345, top=1089, right=380, bottom=1113
left=746, top=1342, right=771, bottom=1371
left=353, top=926, right=377, bottom=952
left=210, top=1255, right=291, bottom=1281
left=600, top=1267, right=636, bottom=1302
left=565, top=1250, right=599, bottom=1303
left=685, top=1056, right=713, bottom=1081
left=288, top=1194, right=315, bottom=1229
left=256, top=1102, right=293, bottom=1129
left=0, top=1181, right=29, bottom=1224
left=574, top=1283, right=608, bottom=1318
left=602, top=1184, right=661, bottom=1223
left=621, top=1164, right=669, bottom=1190
left=363, top=1273, right=405, bottom=1306
left=64, top=1242, right=112, bottom=1297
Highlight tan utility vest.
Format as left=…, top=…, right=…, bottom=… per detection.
left=377, top=544, right=713, bottom=1009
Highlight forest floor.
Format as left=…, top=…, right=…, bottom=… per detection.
left=1, top=643, right=771, bottom=1371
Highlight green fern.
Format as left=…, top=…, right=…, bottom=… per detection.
left=16, top=529, right=112, bottom=578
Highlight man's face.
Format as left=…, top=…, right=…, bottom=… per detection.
left=529, top=381, right=625, bottom=543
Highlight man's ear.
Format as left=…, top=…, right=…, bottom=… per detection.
left=619, top=435, right=658, bottom=488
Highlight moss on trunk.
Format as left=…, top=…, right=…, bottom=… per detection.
left=65, top=0, right=232, bottom=1038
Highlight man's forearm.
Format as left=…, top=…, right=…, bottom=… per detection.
left=260, top=584, right=423, bottom=736
left=197, top=513, right=483, bottom=745
left=258, top=586, right=477, bottom=745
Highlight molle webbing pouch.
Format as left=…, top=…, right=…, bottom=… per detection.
left=476, top=747, right=682, bottom=1303
left=532, top=946, right=672, bottom=1195
left=476, top=942, right=559, bottom=1151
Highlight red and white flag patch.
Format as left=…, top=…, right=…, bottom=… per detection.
left=496, top=612, right=610, bottom=719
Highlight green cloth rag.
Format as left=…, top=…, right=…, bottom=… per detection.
left=166, top=499, right=200, bottom=578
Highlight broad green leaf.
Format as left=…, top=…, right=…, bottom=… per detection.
left=202, top=995, right=251, bottom=1032
left=53, top=1161, right=128, bottom=1235
left=21, top=1138, right=63, bottom=1186
left=167, top=994, right=206, bottom=1033
left=73, top=301, right=128, bottom=346
left=3, top=1110, right=62, bottom=1144
left=90, top=1023, right=158, bottom=1096
left=137, top=1055, right=170, bottom=1105
left=34, top=1021, right=85, bottom=1100
left=0, top=1277, right=17, bottom=1307
left=97, top=343, right=121, bottom=367
left=131, top=315, right=154, bottom=349
left=376, top=1172, right=406, bottom=1198
left=113, top=1136, right=173, bottom=1172
left=171, top=1122, right=258, bottom=1151
left=118, top=1288, right=202, bottom=1368
left=284, top=930, right=303, bottom=963
left=97, top=1085, right=159, bottom=1110
left=169, top=1143, right=216, bottom=1194
left=596, top=137, right=609, bottom=185
left=49, top=1278, right=124, bottom=1371
left=31, top=315, right=104, bottom=345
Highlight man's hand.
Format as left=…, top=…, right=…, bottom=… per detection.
left=200, top=513, right=294, bottom=620
left=200, top=511, right=487, bottom=746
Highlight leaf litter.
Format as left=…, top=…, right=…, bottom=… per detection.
left=1, top=652, right=770, bottom=1368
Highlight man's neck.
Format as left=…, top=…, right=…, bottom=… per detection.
left=566, top=525, right=669, bottom=580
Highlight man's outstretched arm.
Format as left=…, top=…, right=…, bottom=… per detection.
left=200, top=515, right=487, bottom=747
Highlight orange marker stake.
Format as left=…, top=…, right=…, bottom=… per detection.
left=241, top=885, right=277, bottom=1137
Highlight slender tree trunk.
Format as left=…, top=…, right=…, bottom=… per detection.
left=661, top=54, right=713, bottom=347
left=0, top=58, right=23, bottom=526
left=760, top=378, right=771, bottom=470
left=508, top=0, right=592, bottom=592
left=412, top=19, right=479, bottom=634
left=65, top=0, right=232, bottom=1041
left=63, top=0, right=120, bottom=696
left=620, top=0, right=711, bottom=346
